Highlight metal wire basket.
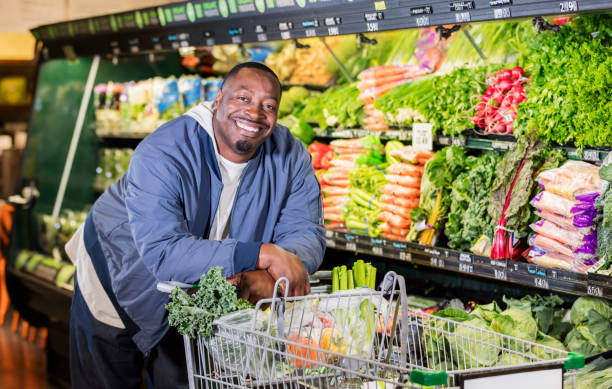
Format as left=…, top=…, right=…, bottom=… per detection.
left=161, top=271, right=584, bottom=389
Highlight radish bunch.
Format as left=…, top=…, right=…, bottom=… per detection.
left=472, top=67, right=528, bottom=134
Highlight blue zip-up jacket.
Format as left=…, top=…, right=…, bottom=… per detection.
left=85, top=111, right=325, bottom=352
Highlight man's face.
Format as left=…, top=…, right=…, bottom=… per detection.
left=212, top=68, right=281, bottom=163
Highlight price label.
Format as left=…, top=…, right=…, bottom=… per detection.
left=325, top=229, right=334, bottom=238
left=366, top=22, right=379, bottom=32
left=412, top=123, right=433, bottom=150
left=582, top=150, right=599, bottom=161
left=534, top=277, right=549, bottom=289
left=491, top=141, right=512, bottom=150
left=494, top=269, right=506, bottom=280
left=451, top=137, right=466, bottom=146
left=281, top=31, right=291, bottom=39
left=305, top=28, right=316, bottom=37
left=430, top=257, right=445, bottom=268
left=399, top=251, right=408, bottom=261
left=459, top=263, right=474, bottom=274
left=416, top=16, right=430, bottom=27
left=459, top=253, right=472, bottom=263
left=346, top=242, right=357, bottom=251
left=455, top=12, right=471, bottom=23
left=560, top=1, right=578, bottom=12
left=326, top=239, right=336, bottom=248
left=493, top=7, right=511, bottom=19
left=587, top=285, right=604, bottom=297
left=372, top=246, right=383, bottom=256
left=231, top=36, right=242, bottom=43
left=257, top=33, right=267, bottom=41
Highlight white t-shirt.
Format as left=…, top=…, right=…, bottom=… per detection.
left=197, top=103, right=248, bottom=240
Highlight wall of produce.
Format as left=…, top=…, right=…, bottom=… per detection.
left=88, top=15, right=611, bottom=277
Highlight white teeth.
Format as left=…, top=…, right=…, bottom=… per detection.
left=235, top=120, right=259, bottom=133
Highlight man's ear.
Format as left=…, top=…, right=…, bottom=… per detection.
left=212, top=89, right=223, bottom=112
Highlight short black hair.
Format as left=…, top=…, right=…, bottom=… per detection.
left=221, top=61, right=281, bottom=93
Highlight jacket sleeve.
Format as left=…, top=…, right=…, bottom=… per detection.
left=123, top=142, right=260, bottom=284
left=272, top=147, right=326, bottom=274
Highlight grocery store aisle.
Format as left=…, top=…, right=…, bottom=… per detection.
left=0, top=308, right=59, bottom=389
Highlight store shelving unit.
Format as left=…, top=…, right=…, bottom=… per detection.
left=5, top=2, right=611, bottom=387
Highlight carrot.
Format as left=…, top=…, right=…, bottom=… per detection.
left=382, top=184, right=420, bottom=198
left=378, top=211, right=410, bottom=229
left=380, top=203, right=414, bottom=220
left=531, top=234, right=574, bottom=257
left=386, top=163, right=423, bottom=177
left=287, top=336, right=319, bottom=369
left=323, top=196, right=346, bottom=208
left=380, top=195, right=419, bottom=209
left=379, top=222, right=409, bottom=237
left=330, top=138, right=364, bottom=149
left=322, top=186, right=350, bottom=197
left=385, top=174, right=421, bottom=188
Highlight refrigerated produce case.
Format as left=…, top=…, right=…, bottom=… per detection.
left=6, top=1, right=612, bottom=387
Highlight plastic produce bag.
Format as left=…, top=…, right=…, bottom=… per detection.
left=208, top=309, right=290, bottom=379
left=153, top=77, right=183, bottom=122
left=530, top=219, right=597, bottom=250
left=537, top=160, right=606, bottom=200
left=529, top=233, right=597, bottom=260
left=536, top=209, right=596, bottom=232
left=531, top=190, right=599, bottom=219
left=526, top=247, right=594, bottom=273
left=178, top=76, right=203, bottom=110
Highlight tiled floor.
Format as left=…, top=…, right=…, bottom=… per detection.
left=0, top=308, right=59, bottom=389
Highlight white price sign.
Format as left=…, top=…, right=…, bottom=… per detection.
left=412, top=123, right=433, bottom=150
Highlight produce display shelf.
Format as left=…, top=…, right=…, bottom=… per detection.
left=313, top=127, right=609, bottom=163
left=323, top=228, right=612, bottom=299
left=31, top=0, right=612, bottom=59
left=95, top=131, right=152, bottom=140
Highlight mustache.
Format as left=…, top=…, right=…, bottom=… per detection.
left=231, top=115, right=268, bottom=128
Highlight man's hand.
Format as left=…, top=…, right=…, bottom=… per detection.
left=231, top=270, right=276, bottom=306
left=256, top=243, right=310, bottom=296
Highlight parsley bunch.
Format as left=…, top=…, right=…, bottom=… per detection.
left=515, top=14, right=612, bottom=151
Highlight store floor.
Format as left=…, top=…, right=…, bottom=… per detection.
left=0, top=308, right=60, bottom=389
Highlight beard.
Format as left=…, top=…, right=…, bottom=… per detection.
left=235, top=140, right=254, bottom=154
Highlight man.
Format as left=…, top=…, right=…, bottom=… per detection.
left=66, top=62, right=325, bottom=388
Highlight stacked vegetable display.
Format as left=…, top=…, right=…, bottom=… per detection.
left=379, top=146, right=433, bottom=241
left=526, top=161, right=604, bottom=272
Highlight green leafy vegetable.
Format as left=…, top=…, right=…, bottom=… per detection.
left=166, top=267, right=252, bottom=339
left=514, top=14, right=612, bottom=150
left=565, top=297, right=612, bottom=357
left=296, top=83, right=364, bottom=130
left=445, top=152, right=501, bottom=250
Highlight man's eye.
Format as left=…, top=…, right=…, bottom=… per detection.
left=237, top=96, right=248, bottom=102
left=265, top=104, right=277, bottom=111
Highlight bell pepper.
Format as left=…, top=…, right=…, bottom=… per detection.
left=308, top=142, right=333, bottom=170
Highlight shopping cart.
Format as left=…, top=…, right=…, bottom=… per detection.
left=159, top=271, right=584, bottom=389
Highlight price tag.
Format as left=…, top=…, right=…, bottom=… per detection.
left=366, top=22, right=379, bottom=32
left=257, top=33, right=268, bottom=41
left=346, top=242, right=357, bottom=251
left=326, top=239, right=336, bottom=248
left=372, top=246, right=383, bottom=256
left=281, top=31, right=291, bottom=40
left=560, top=1, right=578, bottom=12
left=455, top=11, right=471, bottom=23
left=412, top=123, right=433, bottom=150
left=459, top=253, right=472, bottom=263
left=231, top=36, right=242, bottom=43
left=459, top=263, right=474, bottom=274
left=416, top=16, right=430, bottom=27
left=325, top=229, right=334, bottom=238
left=430, top=257, right=445, bottom=268
left=399, top=251, right=408, bottom=261
left=587, top=285, right=604, bottom=297
left=494, top=269, right=506, bottom=280
left=493, top=7, right=511, bottom=19
left=451, top=137, right=466, bottom=146
left=305, top=28, right=316, bottom=37
left=534, top=277, right=549, bottom=289
left=491, top=141, right=512, bottom=150
left=582, top=150, right=599, bottom=161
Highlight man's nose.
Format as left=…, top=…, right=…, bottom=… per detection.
left=245, top=101, right=264, bottom=120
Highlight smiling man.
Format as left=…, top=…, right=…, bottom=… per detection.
left=66, top=62, right=325, bottom=388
